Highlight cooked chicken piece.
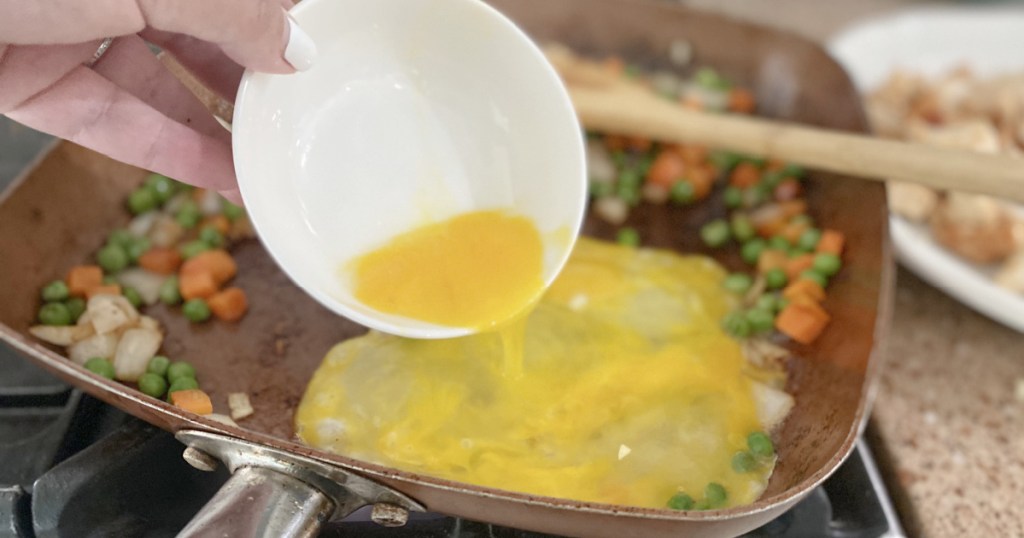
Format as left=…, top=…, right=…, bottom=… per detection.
left=994, top=250, right=1024, bottom=293
left=930, top=193, right=1016, bottom=264
left=906, top=118, right=1002, bottom=154
left=888, top=182, right=939, bottom=222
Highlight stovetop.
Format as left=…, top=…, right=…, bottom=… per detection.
left=0, top=348, right=905, bottom=538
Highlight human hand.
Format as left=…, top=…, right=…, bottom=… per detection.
left=0, top=0, right=317, bottom=202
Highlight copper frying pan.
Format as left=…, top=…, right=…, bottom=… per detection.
left=0, top=0, right=893, bottom=536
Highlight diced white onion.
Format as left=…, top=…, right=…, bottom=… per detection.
left=594, top=197, right=629, bottom=225
left=586, top=140, right=616, bottom=184
left=87, top=295, right=134, bottom=335
left=116, top=269, right=165, bottom=305
left=68, top=333, right=119, bottom=365
left=127, top=211, right=158, bottom=237
left=113, top=328, right=162, bottom=382
left=227, top=392, right=254, bottom=420
left=751, top=381, right=795, bottom=433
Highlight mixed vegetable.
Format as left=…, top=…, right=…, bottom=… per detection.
left=588, top=60, right=847, bottom=349
left=29, top=173, right=255, bottom=417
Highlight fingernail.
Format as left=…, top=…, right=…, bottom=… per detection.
left=284, top=15, right=317, bottom=71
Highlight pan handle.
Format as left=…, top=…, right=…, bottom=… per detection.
left=178, top=466, right=333, bottom=538
left=175, top=430, right=425, bottom=538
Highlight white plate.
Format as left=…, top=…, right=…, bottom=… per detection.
left=828, top=6, right=1024, bottom=333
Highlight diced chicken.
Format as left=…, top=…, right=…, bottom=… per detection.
left=887, top=182, right=939, bottom=222
left=994, top=250, right=1024, bottom=293
left=930, top=193, right=1016, bottom=264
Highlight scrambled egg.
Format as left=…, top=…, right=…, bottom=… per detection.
left=300, top=237, right=780, bottom=509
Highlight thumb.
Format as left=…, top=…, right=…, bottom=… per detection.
left=137, top=0, right=317, bottom=73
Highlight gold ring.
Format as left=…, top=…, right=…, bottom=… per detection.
left=85, top=37, right=115, bottom=67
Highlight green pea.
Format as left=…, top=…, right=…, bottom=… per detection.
left=740, top=239, right=766, bottom=265
left=103, top=275, right=118, bottom=285
left=742, top=186, right=766, bottom=207
left=122, top=287, right=143, bottom=308
left=107, top=228, right=135, bottom=250
left=782, top=163, right=804, bottom=177
left=709, top=150, right=742, bottom=172
left=126, top=237, right=151, bottom=263
left=722, top=312, right=751, bottom=339
left=198, top=226, right=224, bottom=248
left=761, top=170, right=786, bottom=190
left=167, top=361, right=197, bottom=384
left=704, top=483, right=728, bottom=508
left=755, top=293, right=781, bottom=313
left=617, top=227, right=640, bottom=248
left=722, top=273, right=753, bottom=294
left=700, top=219, right=731, bottom=248
left=694, top=500, right=711, bottom=511
left=768, top=236, right=790, bottom=253
left=764, top=268, right=788, bottom=290
left=667, top=492, right=695, bottom=511
left=182, top=298, right=211, bottom=323
left=730, top=214, right=755, bottom=243
left=41, top=280, right=70, bottom=302
left=179, top=240, right=211, bottom=260
left=65, top=297, right=86, bottom=322
left=97, top=243, right=129, bottom=273
left=670, top=181, right=695, bottom=205
left=813, top=253, right=842, bottom=276
left=589, top=181, right=613, bottom=198
left=222, top=201, right=245, bottom=221
left=748, top=431, right=775, bottom=458
left=616, top=181, right=641, bottom=206
left=731, top=451, right=758, bottom=473
left=167, top=376, right=199, bottom=397
left=38, top=302, right=72, bottom=326
left=791, top=214, right=814, bottom=226
left=144, top=173, right=177, bottom=204
left=695, top=67, right=731, bottom=91
left=743, top=155, right=767, bottom=168
left=797, top=228, right=822, bottom=251
left=84, top=357, right=115, bottom=379
left=159, top=276, right=181, bottom=305
left=138, top=372, right=168, bottom=398
left=147, top=355, right=171, bottom=377
left=127, top=187, right=158, bottom=215
left=722, top=186, right=743, bottom=209
left=175, top=201, right=202, bottom=229
left=746, top=308, right=776, bottom=334
left=799, top=269, right=828, bottom=288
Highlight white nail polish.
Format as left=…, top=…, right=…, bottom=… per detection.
left=285, top=16, right=317, bottom=71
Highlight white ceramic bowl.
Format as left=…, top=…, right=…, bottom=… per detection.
left=233, top=0, right=586, bottom=338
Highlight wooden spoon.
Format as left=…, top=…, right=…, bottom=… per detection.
left=547, top=47, right=1024, bottom=203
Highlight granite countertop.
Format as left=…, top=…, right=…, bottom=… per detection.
left=677, top=1, right=1024, bottom=536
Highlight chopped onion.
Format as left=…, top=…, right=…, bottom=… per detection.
left=147, top=214, right=184, bottom=248
left=116, top=269, right=165, bottom=305
left=29, top=325, right=91, bottom=346
left=113, top=328, right=162, bottom=382
left=197, top=189, right=223, bottom=216
left=87, top=294, right=138, bottom=334
left=227, top=392, right=254, bottom=420
left=642, top=183, right=670, bottom=204
left=163, top=192, right=190, bottom=214
left=68, top=333, right=119, bottom=365
left=593, top=196, right=629, bottom=225
left=127, top=211, right=158, bottom=237
left=586, top=140, right=616, bottom=184
left=137, top=316, right=161, bottom=331
left=751, top=381, right=795, bottom=433
left=206, top=414, right=239, bottom=427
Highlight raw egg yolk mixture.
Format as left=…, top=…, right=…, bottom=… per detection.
left=349, top=209, right=545, bottom=331
left=299, top=238, right=779, bottom=509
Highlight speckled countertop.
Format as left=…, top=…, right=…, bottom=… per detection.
left=677, top=1, right=1024, bottom=536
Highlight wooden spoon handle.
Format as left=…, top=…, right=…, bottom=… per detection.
left=570, top=86, right=1024, bottom=203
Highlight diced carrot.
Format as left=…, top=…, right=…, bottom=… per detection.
left=191, top=188, right=208, bottom=202
left=626, top=136, right=652, bottom=152
left=201, top=215, right=230, bottom=236
left=764, top=159, right=786, bottom=172
left=138, top=247, right=182, bottom=275
left=784, top=253, right=815, bottom=280
left=686, top=166, right=715, bottom=200
left=729, top=162, right=761, bottom=188
left=779, top=199, right=808, bottom=219
left=775, top=303, right=830, bottom=345
left=180, top=250, right=237, bottom=287
left=783, top=279, right=826, bottom=302
left=170, top=389, right=214, bottom=415
left=757, top=249, right=788, bottom=273
left=180, top=271, right=218, bottom=300
left=679, top=145, right=708, bottom=166
left=208, top=287, right=249, bottom=322
left=66, top=265, right=103, bottom=297
left=727, top=88, right=757, bottom=114
left=646, top=150, right=686, bottom=188
left=86, top=284, right=122, bottom=299
left=817, top=229, right=846, bottom=255
left=780, top=220, right=810, bottom=244
left=603, top=135, right=628, bottom=152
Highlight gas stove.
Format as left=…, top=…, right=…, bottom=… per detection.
left=0, top=347, right=904, bottom=538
